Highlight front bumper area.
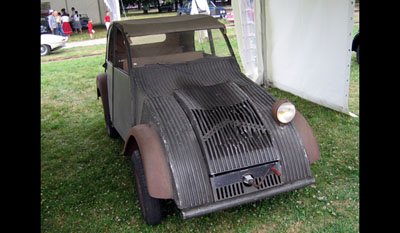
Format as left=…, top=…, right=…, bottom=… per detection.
left=181, top=177, right=315, bottom=219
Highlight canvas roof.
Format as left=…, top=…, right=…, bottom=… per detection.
left=113, top=14, right=225, bottom=37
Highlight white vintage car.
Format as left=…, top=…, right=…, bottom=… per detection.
left=40, top=34, right=68, bottom=56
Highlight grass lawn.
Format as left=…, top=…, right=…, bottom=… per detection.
left=41, top=18, right=359, bottom=232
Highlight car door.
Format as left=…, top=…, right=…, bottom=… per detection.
left=107, top=26, right=134, bottom=140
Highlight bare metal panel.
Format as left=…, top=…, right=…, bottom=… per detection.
left=113, top=68, right=132, bottom=140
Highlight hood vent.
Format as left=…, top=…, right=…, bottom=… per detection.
left=174, top=82, right=280, bottom=175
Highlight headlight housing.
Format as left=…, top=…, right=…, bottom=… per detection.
left=272, top=100, right=296, bottom=124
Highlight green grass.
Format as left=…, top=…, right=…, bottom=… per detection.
left=41, top=22, right=359, bottom=232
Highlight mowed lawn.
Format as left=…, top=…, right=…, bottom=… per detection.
left=41, top=21, right=359, bottom=232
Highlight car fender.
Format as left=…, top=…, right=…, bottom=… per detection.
left=292, top=111, right=320, bottom=164
left=96, top=72, right=112, bottom=125
left=122, top=124, right=173, bottom=199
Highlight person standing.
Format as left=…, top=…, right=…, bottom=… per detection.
left=73, top=11, right=82, bottom=33
left=70, top=7, right=75, bottom=31
left=55, top=11, right=65, bottom=36
left=61, top=11, right=72, bottom=36
left=88, top=18, right=94, bottom=39
left=48, top=10, right=58, bottom=35
left=104, top=11, right=111, bottom=30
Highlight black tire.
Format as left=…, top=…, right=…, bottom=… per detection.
left=131, top=150, right=164, bottom=225
left=41, top=45, right=50, bottom=56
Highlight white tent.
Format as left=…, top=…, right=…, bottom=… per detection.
left=232, top=0, right=355, bottom=114
left=191, top=0, right=211, bottom=15
left=40, top=0, right=120, bottom=25
left=103, top=0, right=121, bottom=22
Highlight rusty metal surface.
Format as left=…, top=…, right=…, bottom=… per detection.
left=132, top=56, right=313, bottom=209
left=293, top=112, right=321, bottom=164
left=123, top=124, right=173, bottom=199
left=96, top=72, right=111, bottom=127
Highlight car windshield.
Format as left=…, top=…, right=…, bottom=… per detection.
left=126, top=29, right=232, bottom=69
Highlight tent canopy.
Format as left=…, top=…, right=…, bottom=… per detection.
left=233, top=0, right=355, bottom=114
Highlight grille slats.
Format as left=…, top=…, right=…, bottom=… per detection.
left=214, top=173, right=283, bottom=201
left=174, top=81, right=280, bottom=175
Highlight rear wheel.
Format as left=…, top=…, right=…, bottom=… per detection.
left=41, top=45, right=50, bottom=56
left=131, top=150, right=164, bottom=225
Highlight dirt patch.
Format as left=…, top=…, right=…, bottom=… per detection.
left=41, top=52, right=104, bottom=63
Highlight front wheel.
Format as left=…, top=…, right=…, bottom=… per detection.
left=131, top=150, right=164, bottom=225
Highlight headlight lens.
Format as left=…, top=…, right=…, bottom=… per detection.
left=272, top=100, right=296, bottom=124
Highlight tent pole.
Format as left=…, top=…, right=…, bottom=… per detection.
left=120, top=0, right=127, bottom=19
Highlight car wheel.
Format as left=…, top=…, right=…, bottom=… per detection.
left=131, top=150, right=164, bottom=225
left=41, top=45, right=50, bottom=56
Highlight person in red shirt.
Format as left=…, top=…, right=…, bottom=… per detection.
left=104, top=11, right=111, bottom=30
left=88, top=18, right=94, bottom=39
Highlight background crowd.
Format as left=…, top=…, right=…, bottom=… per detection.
left=46, top=7, right=110, bottom=39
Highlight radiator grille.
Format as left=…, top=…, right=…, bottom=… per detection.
left=215, top=182, right=244, bottom=201
left=214, top=173, right=282, bottom=201
left=174, top=82, right=280, bottom=175
left=192, top=100, right=273, bottom=173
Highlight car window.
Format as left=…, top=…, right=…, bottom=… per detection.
left=129, top=34, right=166, bottom=45
left=115, top=29, right=129, bottom=72
left=194, top=29, right=232, bottom=58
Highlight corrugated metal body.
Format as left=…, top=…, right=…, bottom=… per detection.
left=133, top=57, right=312, bottom=209
left=174, top=81, right=279, bottom=175
left=239, top=85, right=312, bottom=182
left=145, top=96, right=214, bottom=208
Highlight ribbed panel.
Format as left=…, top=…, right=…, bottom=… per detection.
left=147, top=97, right=214, bottom=208
left=134, top=57, right=250, bottom=98
left=214, top=173, right=283, bottom=201
left=174, top=81, right=279, bottom=175
left=239, top=85, right=312, bottom=182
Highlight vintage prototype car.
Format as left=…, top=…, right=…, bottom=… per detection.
left=96, top=14, right=320, bottom=225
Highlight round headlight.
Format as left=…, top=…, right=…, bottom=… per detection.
left=272, top=100, right=296, bottom=124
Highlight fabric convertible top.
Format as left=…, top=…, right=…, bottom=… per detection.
left=113, top=14, right=226, bottom=37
